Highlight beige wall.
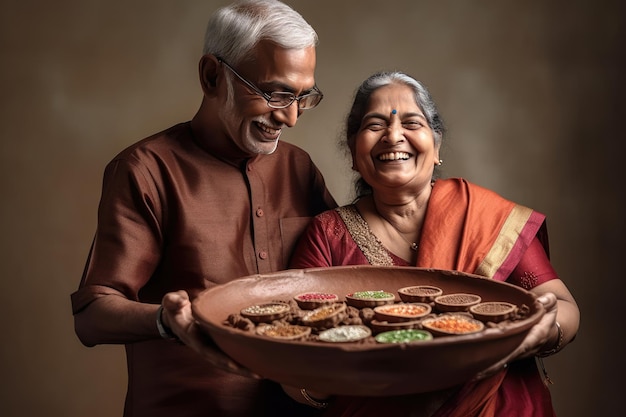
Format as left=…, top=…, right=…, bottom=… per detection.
left=1, top=0, right=624, bottom=416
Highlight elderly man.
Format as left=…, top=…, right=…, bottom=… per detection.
left=71, top=1, right=336, bottom=416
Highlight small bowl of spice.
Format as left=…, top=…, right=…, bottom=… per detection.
left=434, top=293, right=481, bottom=312
left=470, top=301, right=517, bottom=323
left=301, top=303, right=347, bottom=329
left=318, top=325, right=372, bottom=343
left=397, top=285, right=444, bottom=303
left=373, top=303, right=432, bottom=323
left=293, top=292, right=339, bottom=310
left=256, top=324, right=311, bottom=341
left=374, top=328, right=433, bottom=344
left=421, top=314, right=485, bottom=337
left=345, top=290, right=395, bottom=309
left=240, top=302, right=291, bottom=323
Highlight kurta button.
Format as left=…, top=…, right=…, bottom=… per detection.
left=259, top=250, right=268, bottom=260
left=256, top=208, right=264, bottom=217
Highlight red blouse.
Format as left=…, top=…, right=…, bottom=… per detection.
left=290, top=208, right=558, bottom=290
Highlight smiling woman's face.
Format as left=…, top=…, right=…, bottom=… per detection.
left=351, top=83, right=441, bottom=193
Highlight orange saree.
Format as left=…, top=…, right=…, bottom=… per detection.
left=290, top=178, right=556, bottom=417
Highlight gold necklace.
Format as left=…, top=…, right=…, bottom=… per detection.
left=380, top=215, right=419, bottom=251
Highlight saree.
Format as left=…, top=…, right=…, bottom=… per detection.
left=289, top=178, right=556, bottom=417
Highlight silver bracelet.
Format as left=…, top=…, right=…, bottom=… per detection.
left=537, top=321, right=563, bottom=357
left=156, top=305, right=180, bottom=341
left=300, top=388, right=329, bottom=409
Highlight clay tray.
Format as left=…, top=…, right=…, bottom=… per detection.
left=192, top=266, right=544, bottom=396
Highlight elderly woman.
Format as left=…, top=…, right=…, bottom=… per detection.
left=286, top=71, right=580, bottom=416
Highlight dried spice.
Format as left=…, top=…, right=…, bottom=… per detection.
left=319, top=325, right=371, bottom=342
left=296, top=292, right=338, bottom=301
left=256, top=324, right=311, bottom=340
left=423, top=315, right=484, bottom=335
left=375, top=304, right=429, bottom=317
left=350, top=290, right=394, bottom=299
left=225, top=287, right=524, bottom=343
left=375, top=329, right=433, bottom=343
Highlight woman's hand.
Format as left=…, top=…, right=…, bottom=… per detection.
left=161, top=290, right=261, bottom=379
left=473, top=292, right=558, bottom=380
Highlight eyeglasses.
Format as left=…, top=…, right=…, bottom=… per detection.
left=217, top=58, right=323, bottom=110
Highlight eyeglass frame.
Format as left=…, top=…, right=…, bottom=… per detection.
left=216, top=57, right=323, bottom=110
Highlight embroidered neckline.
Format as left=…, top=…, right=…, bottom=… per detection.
left=335, top=205, right=394, bottom=266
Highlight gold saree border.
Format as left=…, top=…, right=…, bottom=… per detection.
left=474, top=205, right=533, bottom=278
left=335, top=205, right=394, bottom=266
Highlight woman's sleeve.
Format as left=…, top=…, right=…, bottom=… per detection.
left=508, top=236, right=559, bottom=290
left=289, top=214, right=334, bottom=269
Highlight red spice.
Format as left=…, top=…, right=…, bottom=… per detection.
left=297, top=293, right=337, bottom=301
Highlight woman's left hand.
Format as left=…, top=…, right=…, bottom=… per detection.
left=472, top=292, right=558, bottom=380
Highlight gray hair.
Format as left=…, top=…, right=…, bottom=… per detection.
left=202, top=0, right=318, bottom=65
left=344, top=71, right=446, bottom=198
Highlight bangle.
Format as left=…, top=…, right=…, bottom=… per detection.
left=300, top=388, right=329, bottom=409
left=537, top=321, right=563, bottom=357
left=156, top=305, right=180, bottom=342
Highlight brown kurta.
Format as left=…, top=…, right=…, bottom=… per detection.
left=71, top=122, right=336, bottom=417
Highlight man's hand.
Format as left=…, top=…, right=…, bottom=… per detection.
left=161, top=290, right=261, bottom=379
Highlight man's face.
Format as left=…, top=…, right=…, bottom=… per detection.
left=217, top=41, right=318, bottom=155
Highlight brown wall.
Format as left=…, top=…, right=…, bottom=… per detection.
left=1, top=0, right=624, bottom=416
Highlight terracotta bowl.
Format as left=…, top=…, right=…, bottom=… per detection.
left=318, top=325, right=372, bottom=343
left=373, top=303, right=432, bottom=323
left=192, top=266, right=544, bottom=396
left=345, top=290, right=395, bottom=308
left=239, top=302, right=291, bottom=323
left=434, top=293, right=482, bottom=312
left=301, top=302, right=347, bottom=330
left=470, top=301, right=517, bottom=323
left=398, top=285, right=443, bottom=303
left=256, top=324, right=311, bottom=341
left=374, top=328, right=433, bottom=344
left=422, top=314, right=485, bottom=337
left=293, top=292, right=339, bottom=310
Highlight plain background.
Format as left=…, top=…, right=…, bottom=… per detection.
left=1, top=0, right=624, bottom=416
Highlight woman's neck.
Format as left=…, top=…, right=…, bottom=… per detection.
left=356, top=194, right=430, bottom=264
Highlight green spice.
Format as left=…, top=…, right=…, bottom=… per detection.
left=375, top=329, right=433, bottom=344
left=351, top=290, right=393, bottom=299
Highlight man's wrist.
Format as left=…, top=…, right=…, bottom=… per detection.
left=156, top=305, right=180, bottom=341
left=300, top=388, right=330, bottom=409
